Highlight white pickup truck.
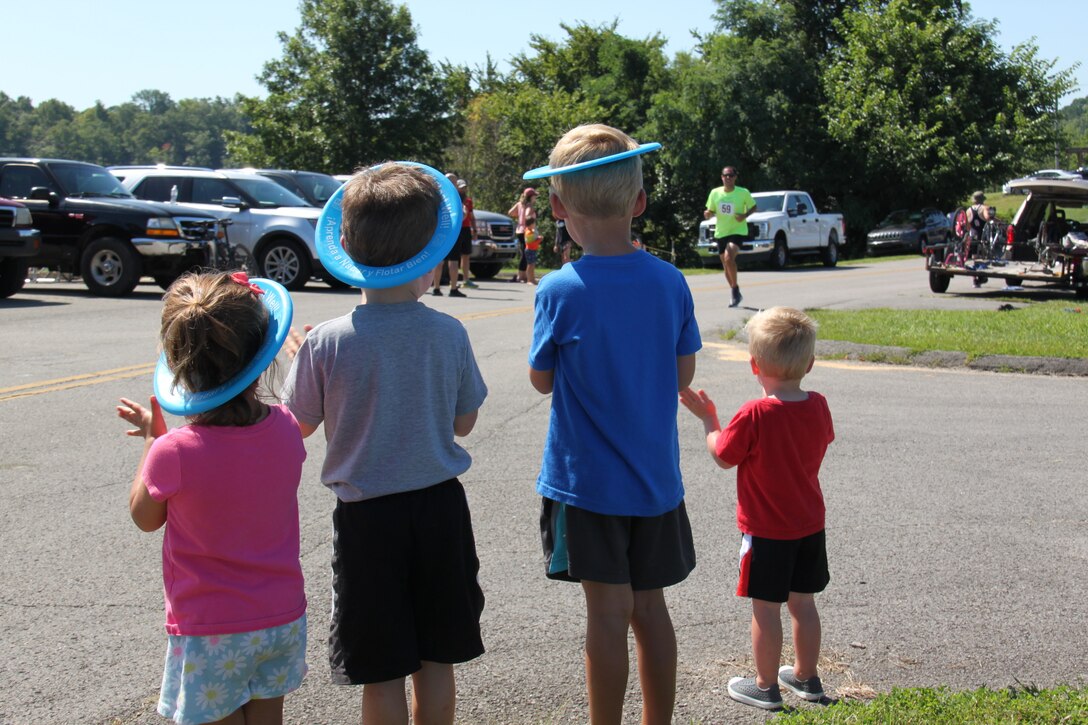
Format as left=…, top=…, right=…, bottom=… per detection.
left=698, top=190, right=845, bottom=269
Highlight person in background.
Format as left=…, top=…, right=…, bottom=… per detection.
left=705, top=166, right=757, bottom=307
left=457, top=178, right=478, bottom=289
left=508, top=187, right=538, bottom=282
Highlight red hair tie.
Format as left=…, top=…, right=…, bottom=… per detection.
left=230, top=271, right=265, bottom=296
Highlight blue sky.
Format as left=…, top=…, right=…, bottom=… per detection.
left=3, top=0, right=1084, bottom=109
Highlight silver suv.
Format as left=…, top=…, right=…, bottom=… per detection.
left=115, top=168, right=330, bottom=290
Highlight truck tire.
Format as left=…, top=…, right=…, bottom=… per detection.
left=258, top=237, right=310, bottom=291
left=0, top=258, right=28, bottom=298
left=929, top=270, right=951, bottom=293
left=81, top=237, right=141, bottom=297
left=821, top=232, right=839, bottom=267
left=769, top=234, right=788, bottom=270
left=470, top=262, right=503, bottom=280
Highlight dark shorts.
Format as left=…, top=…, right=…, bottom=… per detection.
left=540, top=498, right=696, bottom=590
left=445, top=228, right=471, bottom=261
left=329, top=479, right=485, bottom=684
left=736, top=530, right=829, bottom=603
left=714, top=234, right=747, bottom=255
left=524, top=248, right=538, bottom=265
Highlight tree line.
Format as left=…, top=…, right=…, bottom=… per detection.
left=1, top=0, right=1083, bottom=263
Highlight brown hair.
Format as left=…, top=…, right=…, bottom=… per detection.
left=548, top=124, right=643, bottom=218
left=160, top=271, right=270, bottom=426
left=340, top=164, right=441, bottom=267
left=745, top=307, right=818, bottom=380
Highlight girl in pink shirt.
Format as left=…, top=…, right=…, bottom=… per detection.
left=118, top=271, right=307, bottom=725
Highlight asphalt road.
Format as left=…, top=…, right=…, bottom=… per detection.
left=1, top=259, right=1085, bottom=724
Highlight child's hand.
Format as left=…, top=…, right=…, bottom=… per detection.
left=282, top=324, right=313, bottom=360
left=679, top=387, right=717, bottom=422
left=117, top=396, right=167, bottom=440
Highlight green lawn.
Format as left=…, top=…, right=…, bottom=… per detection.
left=807, top=302, right=1088, bottom=359
left=773, top=684, right=1088, bottom=723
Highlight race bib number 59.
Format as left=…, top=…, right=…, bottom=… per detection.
left=718, top=202, right=734, bottom=215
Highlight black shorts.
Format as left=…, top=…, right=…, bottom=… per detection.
left=736, top=530, right=829, bottom=603
left=329, top=479, right=485, bottom=684
left=714, top=234, right=747, bottom=254
left=540, top=498, right=696, bottom=590
left=445, top=228, right=471, bottom=261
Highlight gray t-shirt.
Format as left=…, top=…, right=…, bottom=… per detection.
left=283, top=300, right=487, bottom=502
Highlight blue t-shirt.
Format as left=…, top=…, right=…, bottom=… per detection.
left=529, top=250, right=702, bottom=516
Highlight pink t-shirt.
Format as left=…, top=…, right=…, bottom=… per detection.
left=716, top=393, right=834, bottom=539
left=143, top=404, right=307, bottom=636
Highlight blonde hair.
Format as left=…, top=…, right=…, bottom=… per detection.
left=340, top=164, right=441, bottom=267
left=745, top=307, right=818, bottom=380
left=160, top=271, right=270, bottom=426
left=548, top=124, right=643, bottom=218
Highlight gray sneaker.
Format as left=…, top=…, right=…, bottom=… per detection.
left=778, top=666, right=824, bottom=701
left=727, top=677, right=783, bottom=710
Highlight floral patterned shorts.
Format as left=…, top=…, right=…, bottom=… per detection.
left=157, top=614, right=307, bottom=724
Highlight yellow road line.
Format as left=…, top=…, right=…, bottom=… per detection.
left=0, top=363, right=156, bottom=403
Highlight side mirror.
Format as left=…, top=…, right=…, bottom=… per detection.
left=220, top=195, right=248, bottom=210
left=797, top=203, right=809, bottom=215
left=787, top=207, right=798, bottom=217
left=29, top=186, right=59, bottom=206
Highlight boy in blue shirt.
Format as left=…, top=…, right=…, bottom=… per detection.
left=528, top=124, right=702, bottom=724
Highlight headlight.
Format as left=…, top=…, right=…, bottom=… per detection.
left=755, top=222, right=769, bottom=238
left=475, top=220, right=489, bottom=237
left=14, top=206, right=33, bottom=226
left=145, top=216, right=182, bottom=238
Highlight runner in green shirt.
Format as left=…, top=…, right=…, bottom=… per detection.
left=705, top=166, right=756, bottom=307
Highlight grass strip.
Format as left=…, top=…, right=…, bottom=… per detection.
left=774, top=684, right=1088, bottom=723
left=807, top=303, right=1088, bottom=359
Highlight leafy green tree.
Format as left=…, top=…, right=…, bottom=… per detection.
left=823, top=0, right=1076, bottom=229
left=228, top=0, right=453, bottom=172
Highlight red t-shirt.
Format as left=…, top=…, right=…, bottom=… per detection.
left=715, top=393, right=834, bottom=539
left=463, top=197, right=474, bottom=228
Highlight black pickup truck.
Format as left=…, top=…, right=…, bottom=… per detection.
left=0, top=197, right=41, bottom=298
left=0, top=158, right=222, bottom=296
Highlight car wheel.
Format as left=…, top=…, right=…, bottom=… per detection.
left=469, top=262, right=503, bottom=279
left=769, top=234, right=788, bottom=270
left=258, top=238, right=311, bottom=291
left=81, top=237, right=141, bottom=297
left=929, top=270, right=950, bottom=293
left=821, top=233, right=839, bottom=267
left=0, top=258, right=28, bottom=298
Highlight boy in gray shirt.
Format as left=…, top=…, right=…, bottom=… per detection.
left=283, top=163, right=487, bottom=722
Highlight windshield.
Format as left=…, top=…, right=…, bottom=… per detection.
left=880, top=210, right=921, bottom=226
left=297, top=172, right=341, bottom=205
left=50, top=163, right=133, bottom=198
left=752, top=195, right=785, bottom=213
left=230, top=177, right=310, bottom=208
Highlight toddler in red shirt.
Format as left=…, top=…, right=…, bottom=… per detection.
left=680, top=306, right=833, bottom=711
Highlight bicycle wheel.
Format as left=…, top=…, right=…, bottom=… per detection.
left=948, top=208, right=970, bottom=264
left=982, top=219, right=1004, bottom=260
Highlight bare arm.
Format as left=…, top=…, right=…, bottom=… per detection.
left=454, top=409, right=479, bottom=437
left=529, top=366, right=554, bottom=394
left=297, top=420, right=319, bottom=438
left=117, top=396, right=168, bottom=532
left=678, top=387, right=735, bottom=470
left=677, top=353, right=696, bottom=391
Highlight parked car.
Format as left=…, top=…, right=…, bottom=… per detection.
left=224, top=169, right=342, bottom=208
left=116, top=167, right=332, bottom=290
left=469, top=210, right=517, bottom=278
left=697, top=190, right=845, bottom=269
left=866, top=208, right=951, bottom=255
left=0, top=197, right=41, bottom=298
left=0, top=159, right=221, bottom=296
left=1003, top=169, right=1081, bottom=195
